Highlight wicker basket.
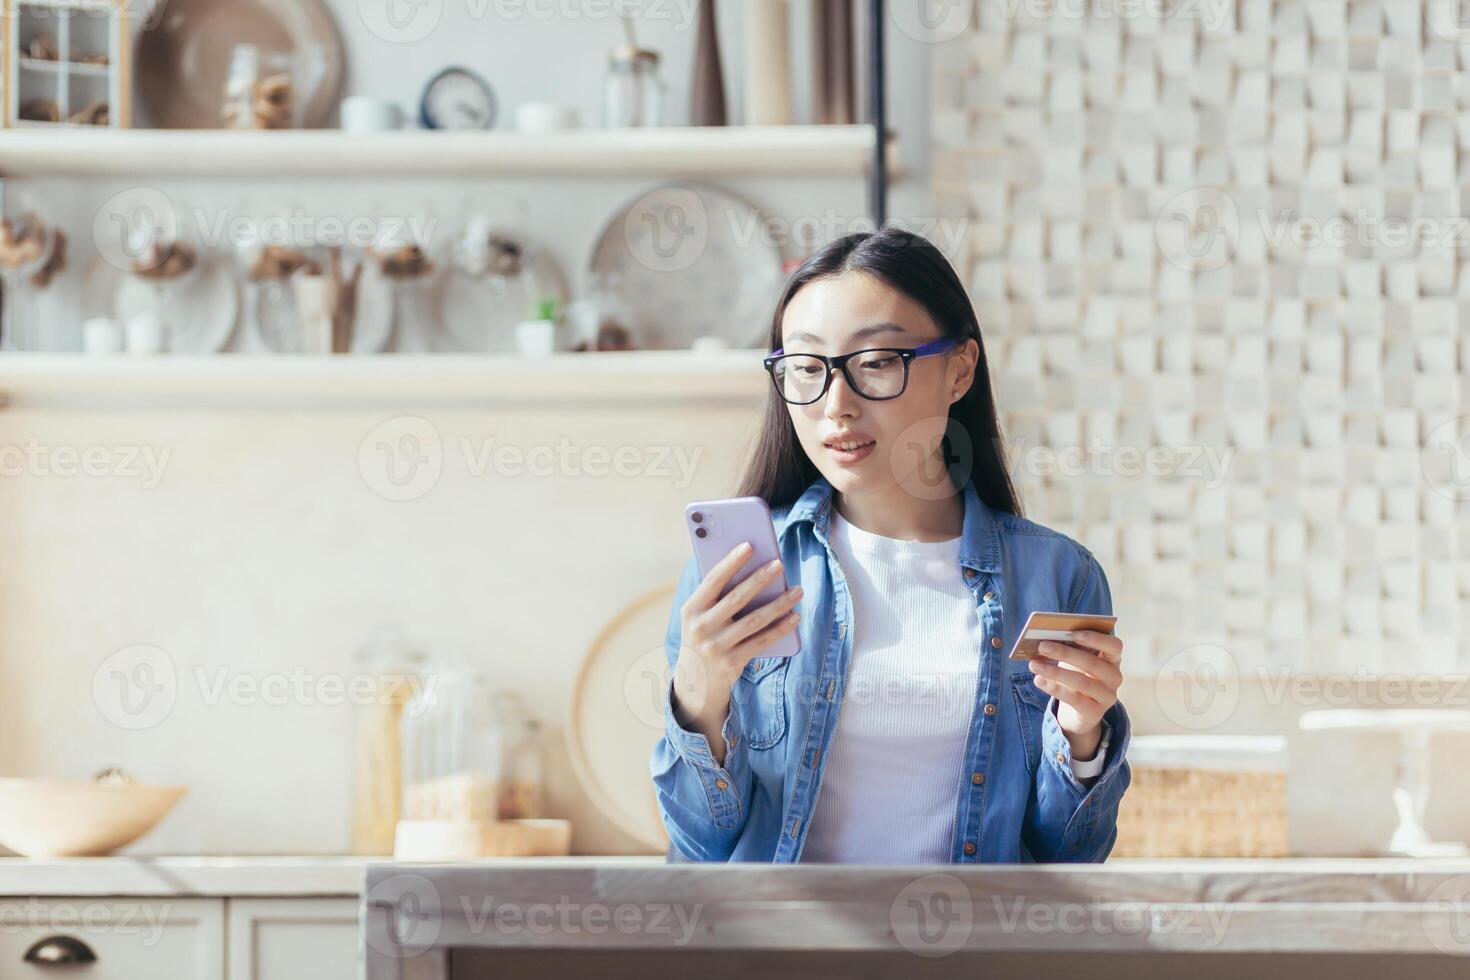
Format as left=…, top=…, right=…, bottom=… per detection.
left=1112, top=736, right=1288, bottom=858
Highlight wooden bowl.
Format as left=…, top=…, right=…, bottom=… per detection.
left=394, top=819, right=573, bottom=861
left=0, top=779, right=185, bottom=857
left=483, top=819, right=572, bottom=858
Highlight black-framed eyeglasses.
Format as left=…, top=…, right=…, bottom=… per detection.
left=762, top=338, right=960, bottom=406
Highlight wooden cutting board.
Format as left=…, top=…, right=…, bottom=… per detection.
left=566, top=583, right=677, bottom=853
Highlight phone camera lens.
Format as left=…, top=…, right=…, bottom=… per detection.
left=691, top=512, right=703, bottom=524
left=695, top=527, right=707, bottom=539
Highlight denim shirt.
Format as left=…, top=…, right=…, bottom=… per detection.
left=649, top=474, right=1132, bottom=864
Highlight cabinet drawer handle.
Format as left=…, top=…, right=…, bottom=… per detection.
left=23, top=936, right=97, bottom=965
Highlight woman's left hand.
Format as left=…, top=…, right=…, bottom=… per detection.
left=1028, top=630, right=1124, bottom=762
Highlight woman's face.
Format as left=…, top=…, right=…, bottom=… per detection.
left=778, top=270, right=978, bottom=500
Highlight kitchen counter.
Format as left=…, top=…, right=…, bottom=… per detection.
left=0, top=856, right=374, bottom=897
left=0, top=855, right=662, bottom=898
left=10, top=855, right=1470, bottom=977
left=362, top=859, right=1470, bottom=979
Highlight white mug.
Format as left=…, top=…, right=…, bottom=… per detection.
left=341, top=96, right=405, bottom=133
left=514, top=102, right=578, bottom=134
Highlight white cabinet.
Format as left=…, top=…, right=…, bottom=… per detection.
left=0, top=895, right=358, bottom=979
left=228, top=898, right=360, bottom=980
left=0, top=897, right=224, bottom=979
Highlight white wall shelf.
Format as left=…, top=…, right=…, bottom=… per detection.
left=0, top=351, right=771, bottom=407
left=0, top=125, right=895, bottom=179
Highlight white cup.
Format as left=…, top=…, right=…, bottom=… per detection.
left=83, top=317, right=124, bottom=355
left=514, top=102, right=578, bottom=134
left=125, top=311, right=166, bottom=354
left=341, top=96, right=405, bottom=133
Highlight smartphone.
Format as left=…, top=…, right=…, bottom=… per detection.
left=684, top=496, right=801, bottom=658
left=1008, top=611, right=1118, bottom=661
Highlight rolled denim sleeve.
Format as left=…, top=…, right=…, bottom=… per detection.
left=1023, top=551, right=1133, bottom=863
left=648, top=555, right=753, bottom=861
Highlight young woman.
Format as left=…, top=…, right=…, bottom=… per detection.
left=650, top=229, right=1130, bottom=864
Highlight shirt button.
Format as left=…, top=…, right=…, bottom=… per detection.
left=715, top=779, right=729, bottom=790
left=983, top=703, right=997, bottom=716
left=1056, top=752, right=1068, bottom=765
left=990, top=636, right=1002, bottom=649
left=971, top=771, right=985, bottom=785
left=963, top=841, right=977, bottom=855
left=963, top=568, right=976, bottom=579
left=984, top=591, right=995, bottom=601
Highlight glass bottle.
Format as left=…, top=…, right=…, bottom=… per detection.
left=603, top=47, right=665, bottom=127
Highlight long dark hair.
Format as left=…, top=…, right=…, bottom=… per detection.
left=737, top=228, right=1021, bottom=517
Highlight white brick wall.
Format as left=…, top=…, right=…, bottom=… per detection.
left=931, top=0, right=1470, bottom=675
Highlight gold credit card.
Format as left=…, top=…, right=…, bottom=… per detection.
left=1007, top=611, right=1118, bottom=661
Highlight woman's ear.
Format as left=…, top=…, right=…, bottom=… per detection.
left=950, top=337, right=980, bottom=402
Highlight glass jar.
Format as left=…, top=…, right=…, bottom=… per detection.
left=349, top=632, right=426, bottom=854
left=0, top=209, right=59, bottom=352
left=222, top=45, right=293, bottom=129
left=490, top=692, right=543, bottom=819
left=237, top=226, right=322, bottom=354
left=603, top=47, right=664, bottom=127
left=400, top=671, right=504, bottom=822
left=566, top=271, right=635, bottom=352
left=370, top=226, right=439, bottom=352
left=443, top=216, right=530, bottom=353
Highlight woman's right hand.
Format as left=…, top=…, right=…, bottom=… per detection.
left=671, top=542, right=802, bottom=761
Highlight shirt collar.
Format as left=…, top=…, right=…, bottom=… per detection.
left=779, top=473, right=1001, bottom=574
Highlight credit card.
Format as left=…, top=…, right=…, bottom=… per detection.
left=1007, top=611, right=1118, bottom=661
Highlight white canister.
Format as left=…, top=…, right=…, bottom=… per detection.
left=341, top=96, right=405, bottom=133
left=124, top=311, right=166, bottom=354
left=82, top=317, right=124, bottom=355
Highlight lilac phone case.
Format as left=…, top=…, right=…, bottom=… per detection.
left=685, top=496, right=801, bottom=658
